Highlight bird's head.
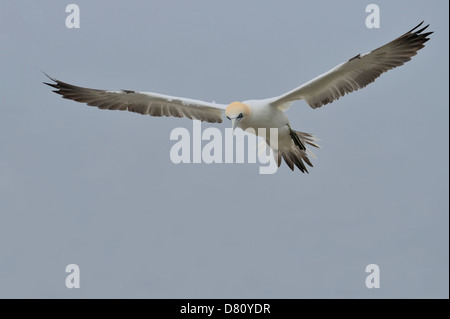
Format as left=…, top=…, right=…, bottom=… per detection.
left=225, top=102, right=251, bottom=132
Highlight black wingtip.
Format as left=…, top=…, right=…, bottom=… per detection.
left=408, top=21, right=424, bottom=33
left=408, top=21, right=433, bottom=36
left=43, top=81, right=59, bottom=89
left=42, top=72, right=63, bottom=93
left=416, top=24, right=430, bottom=34
left=42, top=71, right=58, bottom=83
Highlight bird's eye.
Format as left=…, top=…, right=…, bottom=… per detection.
left=238, top=113, right=243, bottom=119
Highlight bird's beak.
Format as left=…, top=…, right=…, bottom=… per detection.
left=231, top=118, right=238, bottom=133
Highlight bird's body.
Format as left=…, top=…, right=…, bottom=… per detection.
left=225, top=99, right=317, bottom=171
left=45, top=22, right=432, bottom=173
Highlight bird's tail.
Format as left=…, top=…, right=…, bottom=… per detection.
left=276, top=128, right=320, bottom=173
left=294, top=131, right=320, bottom=151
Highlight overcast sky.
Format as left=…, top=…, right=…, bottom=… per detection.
left=0, top=0, right=448, bottom=298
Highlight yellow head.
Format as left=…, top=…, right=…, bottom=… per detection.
left=225, top=102, right=251, bottom=132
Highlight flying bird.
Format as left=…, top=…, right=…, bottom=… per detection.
left=44, top=22, right=432, bottom=173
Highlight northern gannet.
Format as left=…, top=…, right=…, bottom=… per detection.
left=44, top=22, right=432, bottom=173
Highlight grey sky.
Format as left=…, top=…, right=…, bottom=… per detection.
left=0, top=0, right=448, bottom=298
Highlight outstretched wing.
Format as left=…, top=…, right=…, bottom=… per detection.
left=44, top=74, right=226, bottom=123
left=272, top=22, right=432, bottom=109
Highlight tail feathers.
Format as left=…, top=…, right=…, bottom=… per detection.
left=289, top=128, right=306, bottom=151
left=281, top=148, right=311, bottom=172
left=296, top=131, right=321, bottom=149
left=277, top=129, right=320, bottom=173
